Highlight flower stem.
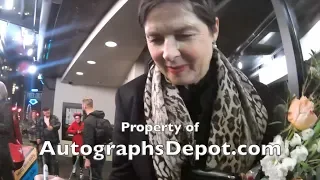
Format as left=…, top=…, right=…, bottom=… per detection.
left=302, top=72, right=311, bottom=96
left=310, top=82, right=320, bottom=98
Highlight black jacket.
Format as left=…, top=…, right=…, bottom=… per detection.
left=109, top=74, right=284, bottom=180
left=36, top=115, right=61, bottom=144
left=83, top=110, right=105, bottom=160
left=0, top=100, right=14, bottom=169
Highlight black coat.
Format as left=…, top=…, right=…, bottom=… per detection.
left=109, top=74, right=284, bottom=180
left=36, top=115, right=61, bottom=145
left=0, top=100, right=15, bottom=169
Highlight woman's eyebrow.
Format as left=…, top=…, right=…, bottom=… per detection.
left=146, top=25, right=198, bottom=37
left=174, top=25, right=199, bottom=33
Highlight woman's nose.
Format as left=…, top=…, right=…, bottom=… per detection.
left=162, top=38, right=180, bottom=61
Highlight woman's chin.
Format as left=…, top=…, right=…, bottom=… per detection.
left=167, top=75, right=195, bottom=86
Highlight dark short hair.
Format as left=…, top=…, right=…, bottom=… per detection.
left=42, top=107, right=50, bottom=111
left=138, top=0, right=217, bottom=32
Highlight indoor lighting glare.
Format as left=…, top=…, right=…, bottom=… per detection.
left=87, top=60, right=96, bottom=64
left=24, top=34, right=34, bottom=46
left=4, top=0, right=14, bottom=10
left=237, top=62, right=243, bottom=69
left=27, top=65, right=37, bottom=74
left=258, top=32, right=276, bottom=45
left=27, top=49, right=33, bottom=56
left=37, top=74, right=43, bottom=80
left=76, top=72, right=84, bottom=75
left=105, top=41, right=117, bottom=47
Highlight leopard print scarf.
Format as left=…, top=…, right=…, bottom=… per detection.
left=144, top=48, right=268, bottom=180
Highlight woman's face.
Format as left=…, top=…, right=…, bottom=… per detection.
left=75, top=116, right=81, bottom=123
left=144, top=2, right=219, bottom=85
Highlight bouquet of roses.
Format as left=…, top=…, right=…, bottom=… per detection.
left=260, top=50, right=320, bottom=180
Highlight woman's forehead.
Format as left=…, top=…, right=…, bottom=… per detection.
left=144, top=5, right=201, bottom=35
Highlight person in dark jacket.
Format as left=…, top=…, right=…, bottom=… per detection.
left=82, top=98, right=106, bottom=180
left=0, top=81, right=15, bottom=180
left=36, top=107, right=61, bottom=176
left=109, top=1, right=284, bottom=180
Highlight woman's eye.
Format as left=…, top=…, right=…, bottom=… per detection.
left=176, top=34, right=193, bottom=40
left=149, top=38, right=163, bottom=44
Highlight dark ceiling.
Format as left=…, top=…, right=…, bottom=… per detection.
left=42, top=0, right=117, bottom=78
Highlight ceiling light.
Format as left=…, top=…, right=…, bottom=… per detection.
left=24, top=34, right=34, bottom=46
left=237, top=62, right=243, bottom=69
left=76, top=72, right=84, bottom=75
left=27, top=49, right=33, bottom=56
left=4, top=0, right=14, bottom=10
left=27, top=65, right=37, bottom=74
left=87, top=60, right=96, bottom=65
left=105, top=41, right=117, bottom=47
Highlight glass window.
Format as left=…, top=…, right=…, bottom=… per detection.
left=287, top=0, right=320, bottom=61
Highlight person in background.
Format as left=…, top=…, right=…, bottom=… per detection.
left=36, top=107, right=61, bottom=176
left=109, top=0, right=282, bottom=180
left=0, top=81, right=15, bottom=180
left=67, top=112, right=85, bottom=178
left=12, top=111, right=23, bottom=144
left=28, top=110, right=38, bottom=146
left=82, top=98, right=106, bottom=180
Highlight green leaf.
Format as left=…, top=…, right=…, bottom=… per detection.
left=313, top=120, right=320, bottom=137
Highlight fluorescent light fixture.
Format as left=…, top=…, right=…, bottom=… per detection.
left=87, top=60, right=96, bottom=64
left=258, top=32, right=276, bottom=45
left=4, top=0, right=14, bottom=10
left=105, top=41, right=117, bottom=47
left=27, top=49, right=33, bottom=56
left=237, top=62, right=243, bottom=69
left=76, top=72, right=84, bottom=75
left=27, top=65, right=37, bottom=74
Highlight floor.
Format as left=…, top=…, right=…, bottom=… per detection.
left=47, top=155, right=112, bottom=180
left=22, top=138, right=112, bottom=180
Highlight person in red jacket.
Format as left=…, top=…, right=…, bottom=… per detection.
left=67, top=112, right=84, bottom=178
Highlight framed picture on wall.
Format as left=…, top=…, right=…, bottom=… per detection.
left=62, top=102, right=83, bottom=141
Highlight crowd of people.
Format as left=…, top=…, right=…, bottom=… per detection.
left=0, top=81, right=111, bottom=180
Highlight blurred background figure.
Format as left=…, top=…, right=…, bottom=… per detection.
left=27, top=110, right=39, bottom=146
left=67, top=112, right=84, bottom=179
left=0, top=81, right=15, bottom=180
left=12, top=110, right=23, bottom=144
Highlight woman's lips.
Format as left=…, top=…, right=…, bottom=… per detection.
left=167, top=65, right=187, bottom=74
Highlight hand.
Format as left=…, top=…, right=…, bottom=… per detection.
left=37, top=139, right=41, bottom=144
left=240, top=173, right=253, bottom=180
left=85, top=159, right=91, bottom=169
left=77, top=130, right=82, bottom=134
left=47, top=126, right=53, bottom=131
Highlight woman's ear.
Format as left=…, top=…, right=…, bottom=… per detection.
left=212, top=17, right=220, bottom=42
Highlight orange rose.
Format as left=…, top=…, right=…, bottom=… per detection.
left=287, top=96, right=318, bottom=130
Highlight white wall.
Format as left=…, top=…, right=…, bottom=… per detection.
left=53, top=78, right=117, bottom=160
left=123, top=61, right=145, bottom=84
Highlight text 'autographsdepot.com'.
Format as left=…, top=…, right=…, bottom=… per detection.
left=39, top=122, right=281, bottom=161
